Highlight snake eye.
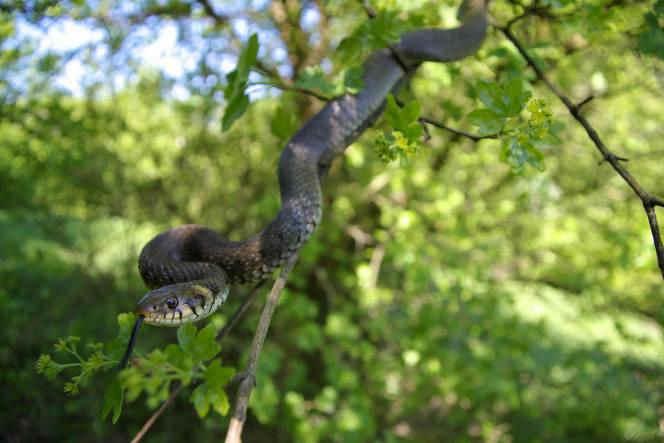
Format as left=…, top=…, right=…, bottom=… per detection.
left=166, top=297, right=178, bottom=310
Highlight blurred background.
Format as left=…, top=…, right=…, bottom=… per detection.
left=1, top=0, right=663, bottom=442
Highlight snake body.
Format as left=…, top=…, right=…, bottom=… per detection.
left=135, top=1, right=489, bottom=326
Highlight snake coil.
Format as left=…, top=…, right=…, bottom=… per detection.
left=133, top=1, right=489, bottom=327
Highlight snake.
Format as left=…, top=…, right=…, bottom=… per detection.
left=133, top=0, right=489, bottom=327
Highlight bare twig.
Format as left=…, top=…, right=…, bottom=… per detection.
left=130, top=383, right=183, bottom=443
left=247, top=80, right=332, bottom=102
left=576, top=95, right=594, bottom=110
left=419, top=116, right=497, bottom=142
left=216, top=281, right=266, bottom=341
left=224, top=253, right=299, bottom=443
left=130, top=283, right=265, bottom=443
left=497, top=24, right=664, bottom=279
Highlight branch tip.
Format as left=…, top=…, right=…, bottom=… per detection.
left=419, top=116, right=496, bottom=142
left=597, top=153, right=629, bottom=165
left=576, top=95, right=594, bottom=109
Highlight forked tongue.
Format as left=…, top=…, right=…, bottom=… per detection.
left=118, top=315, right=144, bottom=369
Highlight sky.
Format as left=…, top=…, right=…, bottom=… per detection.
left=11, top=2, right=321, bottom=99
left=16, top=17, right=210, bottom=98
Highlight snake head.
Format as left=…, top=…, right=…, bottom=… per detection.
left=135, top=282, right=229, bottom=326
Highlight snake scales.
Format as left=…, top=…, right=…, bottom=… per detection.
left=134, top=0, right=489, bottom=327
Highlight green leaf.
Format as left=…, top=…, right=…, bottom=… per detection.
left=400, top=100, right=421, bottom=126
left=384, top=95, right=420, bottom=131
left=342, top=66, right=364, bottom=94
left=295, top=66, right=336, bottom=98
left=638, top=11, right=664, bottom=60
left=224, top=33, right=258, bottom=101
left=384, top=94, right=400, bottom=126
left=336, top=35, right=363, bottom=65
left=165, top=344, right=192, bottom=373
left=189, top=362, right=233, bottom=418
left=101, top=376, right=124, bottom=424
left=467, top=109, right=504, bottom=135
left=502, top=137, right=544, bottom=173
left=476, top=79, right=530, bottom=118
left=402, top=122, right=423, bottom=141
left=336, top=10, right=412, bottom=63
left=178, top=323, right=221, bottom=363
left=204, top=360, right=235, bottom=388
left=191, top=385, right=211, bottom=418
left=376, top=95, right=423, bottom=163
left=177, top=323, right=197, bottom=353
left=106, top=313, right=137, bottom=360
left=222, top=33, right=259, bottom=131
left=222, top=94, right=249, bottom=131
left=209, top=387, right=230, bottom=416
left=191, top=324, right=220, bottom=362
left=270, top=108, right=298, bottom=140
left=503, top=78, right=532, bottom=116
left=476, top=81, right=505, bottom=115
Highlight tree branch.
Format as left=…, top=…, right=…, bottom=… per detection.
left=224, top=253, right=299, bottom=443
left=497, top=23, right=664, bottom=279
left=130, top=383, right=183, bottom=443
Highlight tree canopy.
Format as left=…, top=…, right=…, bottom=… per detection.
left=2, top=0, right=664, bottom=442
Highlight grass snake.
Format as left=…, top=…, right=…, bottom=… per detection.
left=133, top=0, right=489, bottom=327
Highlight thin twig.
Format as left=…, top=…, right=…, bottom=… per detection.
left=130, top=383, right=183, bottom=443
left=247, top=79, right=332, bottom=102
left=645, top=204, right=664, bottom=274
left=497, top=23, right=664, bottom=279
left=130, top=283, right=265, bottom=443
left=576, top=95, right=594, bottom=110
left=419, top=116, right=497, bottom=142
left=216, top=281, right=266, bottom=341
left=224, top=253, right=299, bottom=443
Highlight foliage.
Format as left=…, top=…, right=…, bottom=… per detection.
left=36, top=313, right=234, bottom=424
left=336, top=9, right=419, bottom=64
left=2, top=0, right=663, bottom=442
left=638, top=0, right=664, bottom=59
left=374, top=95, right=423, bottom=163
left=467, top=78, right=560, bottom=172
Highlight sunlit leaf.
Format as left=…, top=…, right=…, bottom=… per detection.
left=101, top=377, right=124, bottom=424
left=467, top=109, right=503, bottom=135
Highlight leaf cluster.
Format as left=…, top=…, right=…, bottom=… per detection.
left=38, top=314, right=235, bottom=424
left=374, top=95, right=423, bottom=163
left=336, top=9, right=424, bottom=64
left=468, top=78, right=560, bottom=172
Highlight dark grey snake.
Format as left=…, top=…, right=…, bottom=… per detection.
left=133, top=0, right=489, bottom=327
